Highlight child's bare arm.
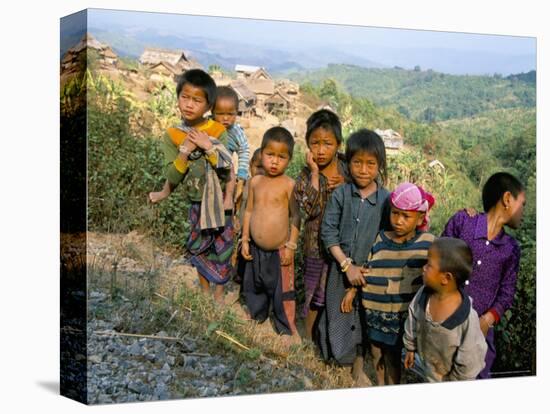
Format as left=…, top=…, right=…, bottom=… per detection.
left=340, top=288, right=357, bottom=313
left=305, top=150, right=320, bottom=191
left=281, top=180, right=301, bottom=266
left=149, top=179, right=173, bottom=203
left=224, top=167, right=236, bottom=211
left=241, top=177, right=256, bottom=261
left=403, top=291, right=419, bottom=362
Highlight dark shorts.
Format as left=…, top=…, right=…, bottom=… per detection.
left=242, top=242, right=297, bottom=335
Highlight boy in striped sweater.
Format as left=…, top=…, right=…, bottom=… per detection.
left=341, top=182, right=435, bottom=385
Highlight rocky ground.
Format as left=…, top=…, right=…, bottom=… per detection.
left=84, top=232, right=321, bottom=405
left=61, top=231, right=422, bottom=405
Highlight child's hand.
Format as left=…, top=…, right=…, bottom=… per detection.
left=149, top=189, right=169, bottom=204
left=479, top=313, right=494, bottom=337
left=404, top=351, right=415, bottom=369
left=340, top=288, right=357, bottom=313
left=280, top=247, right=294, bottom=266
left=180, top=138, right=197, bottom=155
left=464, top=207, right=477, bottom=217
left=327, top=174, right=345, bottom=190
left=187, top=129, right=213, bottom=151
left=241, top=241, right=252, bottom=261
left=345, top=264, right=367, bottom=287
left=306, top=150, right=319, bottom=174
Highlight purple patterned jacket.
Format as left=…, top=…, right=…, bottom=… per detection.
left=441, top=211, right=521, bottom=322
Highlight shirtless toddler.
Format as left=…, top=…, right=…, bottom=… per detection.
left=241, top=127, right=301, bottom=342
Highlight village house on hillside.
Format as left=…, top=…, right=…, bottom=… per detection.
left=61, top=33, right=118, bottom=75
left=248, top=67, right=272, bottom=81
left=139, top=48, right=202, bottom=76
left=230, top=80, right=257, bottom=117
left=232, top=64, right=303, bottom=118
left=375, top=128, right=404, bottom=152
left=265, top=90, right=292, bottom=117
left=235, top=65, right=275, bottom=115
left=235, top=64, right=261, bottom=79
left=149, top=61, right=181, bottom=78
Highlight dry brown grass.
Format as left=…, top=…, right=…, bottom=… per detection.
left=85, top=231, right=360, bottom=392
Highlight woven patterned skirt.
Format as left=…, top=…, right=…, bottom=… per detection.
left=186, top=202, right=235, bottom=285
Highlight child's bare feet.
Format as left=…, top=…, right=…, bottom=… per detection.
left=213, top=285, right=225, bottom=305
left=149, top=189, right=169, bottom=203
left=352, top=357, right=372, bottom=387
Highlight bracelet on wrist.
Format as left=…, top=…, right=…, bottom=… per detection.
left=179, top=145, right=191, bottom=155
left=340, top=257, right=353, bottom=272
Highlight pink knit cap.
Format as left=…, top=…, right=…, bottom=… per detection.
left=390, top=182, right=435, bottom=231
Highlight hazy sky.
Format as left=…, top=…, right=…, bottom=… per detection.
left=88, top=8, right=536, bottom=55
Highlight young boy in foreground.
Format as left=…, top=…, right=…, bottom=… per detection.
left=240, top=127, right=301, bottom=345
left=403, top=237, right=487, bottom=382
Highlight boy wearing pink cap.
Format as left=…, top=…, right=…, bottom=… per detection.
left=341, top=182, right=435, bottom=385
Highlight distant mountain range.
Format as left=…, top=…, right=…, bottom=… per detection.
left=64, top=23, right=535, bottom=77
left=79, top=26, right=385, bottom=75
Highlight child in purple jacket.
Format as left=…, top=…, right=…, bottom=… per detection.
left=441, top=172, right=526, bottom=378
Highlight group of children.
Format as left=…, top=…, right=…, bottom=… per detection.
left=149, top=69, right=526, bottom=385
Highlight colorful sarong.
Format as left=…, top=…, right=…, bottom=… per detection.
left=187, top=202, right=234, bottom=285
left=302, top=256, right=328, bottom=317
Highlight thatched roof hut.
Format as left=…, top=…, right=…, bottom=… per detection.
left=235, top=64, right=261, bottom=78
left=230, top=80, right=257, bottom=116
left=248, top=78, right=275, bottom=97
left=139, top=47, right=201, bottom=72
left=149, top=61, right=180, bottom=77
left=60, top=33, right=118, bottom=74
left=265, top=90, right=292, bottom=115
left=249, top=67, right=272, bottom=81
left=374, top=129, right=404, bottom=150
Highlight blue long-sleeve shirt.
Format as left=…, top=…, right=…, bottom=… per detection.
left=226, top=123, right=250, bottom=180
left=321, top=182, right=390, bottom=266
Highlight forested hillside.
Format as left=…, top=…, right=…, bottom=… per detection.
left=289, top=64, right=535, bottom=122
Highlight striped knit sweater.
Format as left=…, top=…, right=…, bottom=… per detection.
left=226, top=123, right=250, bottom=180
left=361, top=230, right=435, bottom=313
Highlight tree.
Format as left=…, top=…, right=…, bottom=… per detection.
left=208, top=64, right=221, bottom=74
left=319, top=78, right=340, bottom=107
left=423, top=107, right=436, bottom=123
